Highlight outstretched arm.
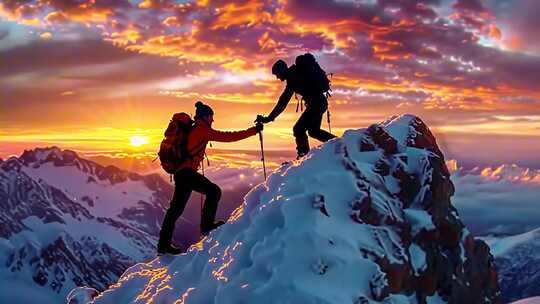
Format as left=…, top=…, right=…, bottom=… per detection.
left=267, top=84, right=294, bottom=121
left=206, top=126, right=258, bottom=143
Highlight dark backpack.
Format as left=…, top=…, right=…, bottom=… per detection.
left=294, top=53, right=331, bottom=97
left=158, top=112, right=193, bottom=174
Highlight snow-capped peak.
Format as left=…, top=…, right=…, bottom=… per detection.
left=17, top=147, right=163, bottom=187
left=79, top=114, right=500, bottom=304
left=20, top=146, right=65, bottom=163
left=0, top=147, right=175, bottom=302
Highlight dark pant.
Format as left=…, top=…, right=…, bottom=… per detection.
left=293, top=102, right=336, bottom=156
left=158, top=168, right=221, bottom=246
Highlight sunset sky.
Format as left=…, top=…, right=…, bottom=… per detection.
left=1, top=0, right=539, bottom=167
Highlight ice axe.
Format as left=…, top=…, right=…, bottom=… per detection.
left=255, top=115, right=267, bottom=181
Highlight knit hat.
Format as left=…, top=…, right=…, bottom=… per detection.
left=194, top=101, right=214, bottom=119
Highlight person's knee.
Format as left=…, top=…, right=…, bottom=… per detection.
left=207, top=183, right=221, bottom=201
left=293, top=124, right=306, bottom=136
left=307, top=128, right=319, bottom=137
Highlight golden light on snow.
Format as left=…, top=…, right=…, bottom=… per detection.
left=129, top=135, right=149, bottom=147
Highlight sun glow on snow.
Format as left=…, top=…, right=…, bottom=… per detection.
left=129, top=135, right=149, bottom=147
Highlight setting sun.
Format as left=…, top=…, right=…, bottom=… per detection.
left=129, top=135, right=149, bottom=147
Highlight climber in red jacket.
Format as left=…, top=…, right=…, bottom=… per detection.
left=158, top=101, right=262, bottom=255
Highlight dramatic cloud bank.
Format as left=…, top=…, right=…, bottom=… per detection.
left=450, top=162, right=540, bottom=235
left=2, top=0, right=539, bottom=109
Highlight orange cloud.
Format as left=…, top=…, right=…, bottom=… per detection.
left=221, top=58, right=249, bottom=73
left=124, top=32, right=234, bottom=63
left=209, top=1, right=272, bottom=30
left=162, top=16, right=180, bottom=27
left=107, top=26, right=142, bottom=46
left=257, top=31, right=278, bottom=51
left=45, top=11, right=69, bottom=24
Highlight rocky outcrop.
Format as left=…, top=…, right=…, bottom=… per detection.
left=346, top=116, right=500, bottom=303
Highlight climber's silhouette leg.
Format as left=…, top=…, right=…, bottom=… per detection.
left=293, top=111, right=311, bottom=157
left=158, top=170, right=192, bottom=252
left=293, top=103, right=336, bottom=157
left=158, top=168, right=223, bottom=253
left=184, top=170, right=222, bottom=232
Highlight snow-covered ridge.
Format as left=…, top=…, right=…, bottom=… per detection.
left=484, top=228, right=540, bottom=257
left=81, top=114, right=500, bottom=304
left=17, top=146, right=165, bottom=187
left=482, top=228, right=540, bottom=303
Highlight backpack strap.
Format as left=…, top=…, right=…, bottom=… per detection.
left=204, top=152, right=210, bottom=167
left=187, top=140, right=207, bottom=159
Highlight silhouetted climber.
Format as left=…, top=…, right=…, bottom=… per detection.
left=257, top=53, right=336, bottom=158
left=157, top=101, right=263, bottom=255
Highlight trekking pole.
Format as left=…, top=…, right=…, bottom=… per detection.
left=327, top=109, right=332, bottom=134
left=258, top=129, right=267, bottom=181
left=326, top=73, right=334, bottom=134
left=255, top=116, right=267, bottom=181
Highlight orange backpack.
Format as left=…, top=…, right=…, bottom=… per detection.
left=158, top=113, right=193, bottom=174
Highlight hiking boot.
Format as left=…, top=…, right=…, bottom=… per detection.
left=296, top=152, right=307, bottom=160
left=157, top=243, right=183, bottom=255
left=201, top=220, right=226, bottom=236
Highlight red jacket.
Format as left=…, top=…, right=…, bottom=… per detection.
left=180, top=119, right=258, bottom=170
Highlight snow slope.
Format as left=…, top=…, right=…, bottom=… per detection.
left=484, top=228, right=540, bottom=257
left=81, top=115, right=500, bottom=304
left=512, top=297, right=540, bottom=304
left=484, top=229, right=540, bottom=303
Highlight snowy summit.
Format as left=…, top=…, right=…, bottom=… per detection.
left=72, top=114, right=500, bottom=304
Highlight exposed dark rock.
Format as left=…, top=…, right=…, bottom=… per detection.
left=345, top=115, right=500, bottom=303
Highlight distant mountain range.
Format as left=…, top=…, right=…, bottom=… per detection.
left=0, top=147, right=178, bottom=302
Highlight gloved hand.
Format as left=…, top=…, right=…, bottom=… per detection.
left=255, top=115, right=273, bottom=124
left=255, top=122, right=264, bottom=132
